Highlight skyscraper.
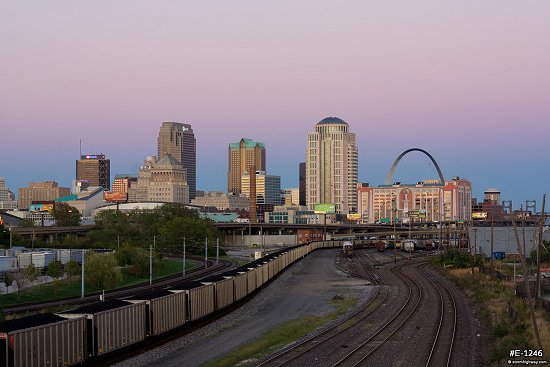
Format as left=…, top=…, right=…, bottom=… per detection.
left=128, top=155, right=189, bottom=203
left=299, top=162, right=306, bottom=206
left=241, top=170, right=281, bottom=205
left=157, top=122, right=196, bottom=199
left=228, top=138, right=266, bottom=195
left=306, top=117, right=358, bottom=214
left=76, top=154, right=110, bottom=190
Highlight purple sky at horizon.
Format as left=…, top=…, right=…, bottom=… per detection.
left=1, top=1, right=549, bottom=209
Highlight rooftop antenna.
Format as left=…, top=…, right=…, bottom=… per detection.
left=79, top=139, right=82, bottom=157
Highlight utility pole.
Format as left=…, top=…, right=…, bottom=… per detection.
left=536, top=195, right=546, bottom=308
left=149, top=242, right=153, bottom=285
left=437, top=220, right=445, bottom=269
left=472, top=228, right=477, bottom=275
left=392, top=201, right=397, bottom=264
left=205, top=237, right=208, bottom=269
left=216, top=238, right=219, bottom=264
left=491, top=216, right=495, bottom=270
left=183, top=237, right=186, bottom=277
left=509, top=203, right=542, bottom=349
left=81, top=250, right=85, bottom=298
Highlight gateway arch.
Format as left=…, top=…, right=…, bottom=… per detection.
left=384, top=148, right=445, bottom=185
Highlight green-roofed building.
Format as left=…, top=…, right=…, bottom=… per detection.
left=228, top=138, right=266, bottom=195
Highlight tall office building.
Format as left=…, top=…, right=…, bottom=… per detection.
left=76, top=154, right=110, bottom=190
left=306, top=117, right=358, bottom=214
left=299, top=162, right=306, bottom=206
left=129, top=155, right=189, bottom=203
left=228, top=138, right=266, bottom=195
left=484, top=188, right=501, bottom=205
left=112, top=174, right=137, bottom=193
left=157, top=122, right=196, bottom=199
left=18, top=181, right=70, bottom=209
left=241, top=170, right=281, bottom=205
left=0, top=178, right=17, bottom=210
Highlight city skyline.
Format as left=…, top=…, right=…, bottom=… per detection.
left=1, top=1, right=549, bottom=208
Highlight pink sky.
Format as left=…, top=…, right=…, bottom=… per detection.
left=1, top=1, right=549, bottom=206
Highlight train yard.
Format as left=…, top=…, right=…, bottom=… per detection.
left=256, top=248, right=479, bottom=367
left=0, top=242, right=484, bottom=367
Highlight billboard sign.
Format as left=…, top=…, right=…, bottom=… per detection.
left=406, top=210, right=426, bottom=218
left=104, top=191, right=128, bottom=202
left=347, top=213, right=361, bottom=221
left=30, top=203, right=54, bottom=212
left=314, top=203, right=336, bottom=214
left=472, top=212, right=488, bottom=219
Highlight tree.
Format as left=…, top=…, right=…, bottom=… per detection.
left=85, top=252, right=122, bottom=289
left=24, top=264, right=40, bottom=283
left=47, top=261, right=64, bottom=294
left=52, top=202, right=81, bottom=227
left=158, top=216, right=222, bottom=255
left=65, top=260, right=81, bottom=282
left=115, top=243, right=153, bottom=276
left=3, top=273, right=13, bottom=294
left=156, top=203, right=199, bottom=221
left=12, top=264, right=40, bottom=298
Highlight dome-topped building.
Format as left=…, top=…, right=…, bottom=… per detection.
left=306, top=117, right=358, bottom=214
left=317, top=117, right=348, bottom=125
left=315, top=117, right=350, bottom=135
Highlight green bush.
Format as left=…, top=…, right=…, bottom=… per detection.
left=493, top=321, right=509, bottom=338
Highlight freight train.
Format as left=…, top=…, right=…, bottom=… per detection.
left=0, top=241, right=350, bottom=367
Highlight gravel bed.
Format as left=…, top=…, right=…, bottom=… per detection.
left=112, top=249, right=375, bottom=367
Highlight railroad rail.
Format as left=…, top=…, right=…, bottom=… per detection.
left=422, top=266, right=457, bottom=367
left=256, top=254, right=387, bottom=367
left=333, top=262, right=425, bottom=366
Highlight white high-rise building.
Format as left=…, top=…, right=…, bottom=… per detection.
left=306, top=117, right=358, bottom=214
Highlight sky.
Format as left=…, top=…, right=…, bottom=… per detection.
left=1, top=1, right=549, bottom=209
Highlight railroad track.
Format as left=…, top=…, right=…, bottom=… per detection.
left=256, top=262, right=387, bottom=367
left=421, top=266, right=457, bottom=367
left=3, top=258, right=234, bottom=314
left=334, top=250, right=380, bottom=285
left=332, top=262, right=425, bottom=367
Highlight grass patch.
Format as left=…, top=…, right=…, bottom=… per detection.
left=0, top=259, right=196, bottom=308
left=202, top=295, right=356, bottom=367
left=438, top=264, right=550, bottom=365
